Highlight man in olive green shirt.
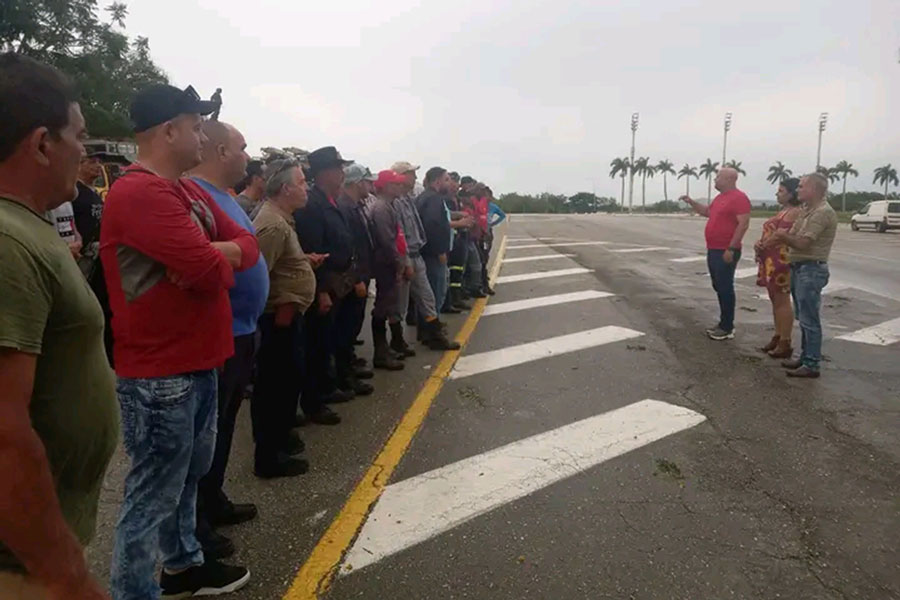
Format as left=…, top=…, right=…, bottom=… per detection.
left=0, top=54, right=118, bottom=599
left=771, top=172, right=839, bottom=378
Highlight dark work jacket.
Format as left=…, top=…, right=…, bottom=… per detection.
left=337, top=193, right=374, bottom=283
left=294, top=185, right=355, bottom=296
left=416, top=188, right=452, bottom=257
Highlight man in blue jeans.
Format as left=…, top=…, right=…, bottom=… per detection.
left=101, top=85, right=259, bottom=599
left=771, top=173, right=838, bottom=378
left=682, top=167, right=752, bottom=340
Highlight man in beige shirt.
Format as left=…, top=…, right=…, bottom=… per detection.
left=771, top=172, right=838, bottom=378
left=251, top=159, right=331, bottom=478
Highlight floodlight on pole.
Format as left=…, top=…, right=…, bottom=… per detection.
left=722, top=112, right=732, bottom=165
left=816, top=112, right=828, bottom=169
left=628, top=112, right=639, bottom=213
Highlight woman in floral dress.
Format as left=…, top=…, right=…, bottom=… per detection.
left=754, top=178, right=802, bottom=358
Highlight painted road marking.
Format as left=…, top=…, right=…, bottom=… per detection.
left=341, top=399, right=706, bottom=574
left=496, top=267, right=592, bottom=284
left=502, top=253, right=575, bottom=264
left=482, top=290, right=614, bottom=316
left=282, top=235, right=509, bottom=600
left=670, top=255, right=706, bottom=263
left=505, top=241, right=611, bottom=250
left=507, top=237, right=535, bottom=241
left=836, top=317, right=900, bottom=346
left=608, top=246, right=670, bottom=254
left=734, top=267, right=758, bottom=279
left=449, top=325, right=643, bottom=380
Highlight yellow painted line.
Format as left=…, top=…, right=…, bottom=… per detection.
left=283, top=233, right=508, bottom=600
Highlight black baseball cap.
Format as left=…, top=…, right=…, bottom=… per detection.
left=460, top=175, right=476, bottom=185
left=130, top=84, right=217, bottom=133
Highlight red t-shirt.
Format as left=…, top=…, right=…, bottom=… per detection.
left=704, top=189, right=752, bottom=250
left=100, top=167, right=260, bottom=378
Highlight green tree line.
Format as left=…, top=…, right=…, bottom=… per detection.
left=1, top=0, right=169, bottom=138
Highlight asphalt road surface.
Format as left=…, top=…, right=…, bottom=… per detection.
left=87, top=215, right=900, bottom=600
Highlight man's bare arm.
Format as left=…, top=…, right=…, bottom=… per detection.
left=729, top=214, right=751, bottom=247
left=0, top=349, right=107, bottom=599
left=680, top=195, right=710, bottom=217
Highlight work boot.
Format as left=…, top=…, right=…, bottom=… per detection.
left=373, top=319, right=404, bottom=370
left=468, top=288, right=487, bottom=299
left=338, top=369, right=374, bottom=397
left=450, top=288, right=471, bottom=310
left=760, top=335, right=780, bottom=353
left=423, top=319, right=461, bottom=351
left=390, top=322, right=416, bottom=357
left=781, top=358, right=803, bottom=370
left=441, top=302, right=462, bottom=314
left=767, top=339, right=793, bottom=359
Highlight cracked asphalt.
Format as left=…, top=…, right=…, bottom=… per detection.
left=85, top=215, right=900, bottom=600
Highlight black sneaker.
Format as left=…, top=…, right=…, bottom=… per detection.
left=279, top=431, right=306, bottom=456
left=322, top=389, right=354, bottom=404
left=210, top=501, right=258, bottom=527
left=254, top=454, right=310, bottom=479
left=307, top=406, right=341, bottom=425
left=354, top=367, right=374, bottom=380
left=160, top=560, right=249, bottom=598
left=199, top=530, right=235, bottom=560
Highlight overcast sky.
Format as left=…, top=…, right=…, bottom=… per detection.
left=125, top=0, right=899, bottom=201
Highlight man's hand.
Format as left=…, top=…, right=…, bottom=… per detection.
left=354, top=282, right=367, bottom=298
left=67, top=240, right=83, bottom=260
left=723, top=249, right=734, bottom=264
left=403, top=265, right=414, bottom=281
left=679, top=195, right=692, bottom=204
left=461, top=214, right=475, bottom=227
left=770, top=230, right=788, bottom=242
left=317, top=292, right=333, bottom=315
left=211, top=241, right=242, bottom=268
left=438, top=253, right=448, bottom=265
left=274, top=303, right=297, bottom=327
left=308, top=253, right=329, bottom=269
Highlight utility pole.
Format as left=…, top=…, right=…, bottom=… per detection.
left=816, top=112, right=828, bottom=169
left=628, top=112, right=638, bottom=213
left=722, top=112, right=732, bottom=165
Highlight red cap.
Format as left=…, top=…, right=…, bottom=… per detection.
left=374, top=169, right=407, bottom=190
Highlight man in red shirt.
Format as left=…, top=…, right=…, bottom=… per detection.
left=101, top=84, right=258, bottom=599
left=681, top=167, right=751, bottom=340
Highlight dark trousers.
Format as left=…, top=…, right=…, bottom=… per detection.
left=336, top=289, right=366, bottom=378
left=353, top=278, right=370, bottom=340
left=373, top=266, right=399, bottom=321
left=448, top=234, right=468, bottom=293
left=199, top=333, right=258, bottom=519
left=302, top=299, right=338, bottom=413
left=707, top=248, right=742, bottom=332
left=252, top=314, right=304, bottom=465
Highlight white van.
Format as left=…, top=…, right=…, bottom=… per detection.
left=850, top=200, right=900, bottom=233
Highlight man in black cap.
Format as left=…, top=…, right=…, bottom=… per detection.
left=102, top=83, right=254, bottom=599
left=294, top=146, right=356, bottom=424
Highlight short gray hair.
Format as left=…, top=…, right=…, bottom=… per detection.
left=265, top=159, right=300, bottom=198
left=804, top=172, right=829, bottom=195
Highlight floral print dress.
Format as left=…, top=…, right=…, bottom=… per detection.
left=756, top=208, right=799, bottom=294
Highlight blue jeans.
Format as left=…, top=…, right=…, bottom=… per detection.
left=790, top=261, right=829, bottom=371
left=707, top=248, right=742, bottom=333
left=111, top=370, right=218, bottom=600
left=423, top=254, right=450, bottom=313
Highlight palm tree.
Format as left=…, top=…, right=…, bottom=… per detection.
left=816, top=165, right=840, bottom=185
left=724, top=159, right=746, bottom=176
left=633, top=157, right=655, bottom=209
left=656, top=159, right=676, bottom=202
left=698, top=158, right=719, bottom=201
left=609, top=157, right=631, bottom=207
left=831, top=160, right=859, bottom=212
left=766, top=161, right=793, bottom=185
left=678, top=164, right=699, bottom=197
left=873, top=164, right=899, bottom=200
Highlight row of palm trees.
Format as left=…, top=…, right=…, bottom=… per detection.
left=609, top=157, right=899, bottom=211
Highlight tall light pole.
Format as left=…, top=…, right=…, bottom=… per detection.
left=816, top=112, right=828, bottom=169
left=628, top=112, right=638, bottom=213
left=722, top=112, right=732, bottom=165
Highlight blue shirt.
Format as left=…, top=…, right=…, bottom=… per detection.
left=489, top=202, right=507, bottom=227
left=191, top=177, right=269, bottom=336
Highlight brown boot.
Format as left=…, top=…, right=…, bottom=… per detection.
left=759, top=335, right=780, bottom=353
left=767, top=339, right=793, bottom=359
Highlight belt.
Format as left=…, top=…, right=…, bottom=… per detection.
left=407, top=251, right=421, bottom=258
left=791, top=260, right=827, bottom=266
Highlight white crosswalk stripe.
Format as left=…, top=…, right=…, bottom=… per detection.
left=502, top=253, right=575, bottom=264
left=482, top=290, right=614, bottom=316
left=670, top=255, right=707, bottom=263
left=496, top=267, right=592, bottom=284
left=449, top=325, right=643, bottom=379
left=609, top=246, right=670, bottom=254
left=836, top=317, right=900, bottom=346
left=341, top=400, right=706, bottom=574
left=506, top=241, right=611, bottom=250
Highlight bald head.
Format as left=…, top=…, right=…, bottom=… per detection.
left=714, top=167, right=739, bottom=192
left=191, top=119, right=248, bottom=188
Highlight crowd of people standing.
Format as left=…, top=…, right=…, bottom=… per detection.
left=0, top=54, right=505, bottom=600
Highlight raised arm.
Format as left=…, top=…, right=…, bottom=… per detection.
left=680, top=195, right=710, bottom=217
